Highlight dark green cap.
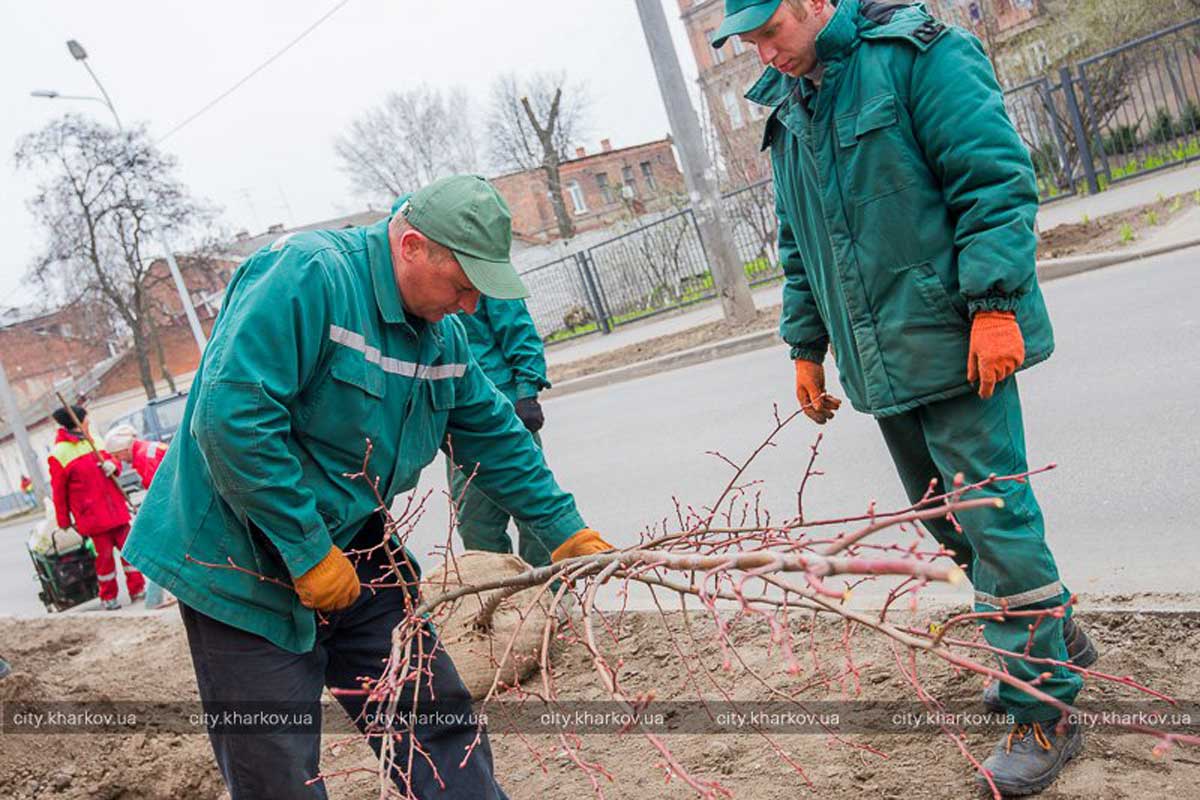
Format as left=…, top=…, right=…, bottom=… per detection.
left=400, top=175, right=528, bottom=300
left=711, top=0, right=782, bottom=48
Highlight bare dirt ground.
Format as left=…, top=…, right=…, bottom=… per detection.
left=2, top=598, right=1199, bottom=799
left=547, top=189, right=1199, bottom=385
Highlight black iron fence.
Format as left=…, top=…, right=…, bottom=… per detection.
left=1006, top=17, right=1200, bottom=201
left=523, top=181, right=782, bottom=344
left=527, top=18, right=1200, bottom=344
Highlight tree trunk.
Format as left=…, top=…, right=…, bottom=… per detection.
left=521, top=91, right=576, bottom=240
left=147, top=312, right=177, bottom=394
left=542, top=157, right=576, bottom=240
left=130, top=324, right=158, bottom=401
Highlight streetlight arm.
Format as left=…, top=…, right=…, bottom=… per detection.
left=31, top=90, right=111, bottom=106
left=79, top=60, right=121, bottom=129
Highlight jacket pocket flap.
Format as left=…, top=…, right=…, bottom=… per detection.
left=855, top=93, right=898, bottom=137
left=427, top=376, right=456, bottom=411
left=330, top=350, right=384, bottom=398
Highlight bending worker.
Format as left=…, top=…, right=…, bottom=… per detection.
left=105, top=424, right=171, bottom=609
left=104, top=424, right=167, bottom=489
left=448, top=294, right=557, bottom=567
left=124, top=175, right=612, bottom=800
left=712, top=1, right=1097, bottom=795
left=48, top=404, right=145, bottom=611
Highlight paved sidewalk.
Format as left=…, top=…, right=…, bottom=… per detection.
left=547, top=162, right=1200, bottom=368
left=1038, top=161, right=1200, bottom=231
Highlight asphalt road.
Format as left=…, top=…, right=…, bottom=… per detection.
left=3, top=246, right=1196, bottom=617
left=414, top=244, right=1200, bottom=607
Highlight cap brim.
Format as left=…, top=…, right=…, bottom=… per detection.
left=457, top=251, right=529, bottom=300
left=711, top=0, right=781, bottom=48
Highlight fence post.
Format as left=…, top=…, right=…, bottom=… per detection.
left=574, top=251, right=611, bottom=335
left=1059, top=66, right=1101, bottom=195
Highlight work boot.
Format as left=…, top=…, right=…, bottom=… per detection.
left=983, top=617, right=1098, bottom=712
left=100, top=598, right=121, bottom=611
left=976, top=720, right=1082, bottom=796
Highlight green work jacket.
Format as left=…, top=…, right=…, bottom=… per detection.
left=455, top=297, right=550, bottom=403
left=124, top=216, right=585, bottom=653
left=748, top=0, right=1053, bottom=417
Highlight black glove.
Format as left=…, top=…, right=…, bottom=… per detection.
left=514, top=396, right=544, bottom=433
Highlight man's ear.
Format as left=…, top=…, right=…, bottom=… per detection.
left=397, top=228, right=428, bottom=262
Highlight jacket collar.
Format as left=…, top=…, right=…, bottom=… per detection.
left=55, top=427, right=82, bottom=443
left=365, top=215, right=444, bottom=345
left=746, top=0, right=861, bottom=109
left=365, top=217, right=406, bottom=326
left=814, top=0, right=861, bottom=65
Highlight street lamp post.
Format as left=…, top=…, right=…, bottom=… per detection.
left=32, top=39, right=208, bottom=355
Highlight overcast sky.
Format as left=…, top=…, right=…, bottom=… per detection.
left=1, top=1, right=706, bottom=308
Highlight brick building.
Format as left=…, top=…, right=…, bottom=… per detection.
left=491, top=137, right=687, bottom=242
left=677, top=0, right=772, bottom=187
left=0, top=305, right=117, bottom=411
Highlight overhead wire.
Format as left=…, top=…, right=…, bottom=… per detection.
left=157, top=0, right=356, bottom=143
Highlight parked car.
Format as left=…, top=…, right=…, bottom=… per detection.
left=106, top=391, right=188, bottom=444
left=104, top=392, right=188, bottom=496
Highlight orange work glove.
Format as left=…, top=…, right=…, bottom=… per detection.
left=967, top=310, right=1025, bottom=399
left=794, top=359, right=841, bottom=425
left=294, top=545, right=361, bottom=611
left=551, top=528, right=614, bottom=563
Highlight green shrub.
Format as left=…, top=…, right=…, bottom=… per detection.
left=1103, top=123, right=1139, bottom=155
left=1149, top=109, right=1176, bottom=145
left=1176, top=101, right=1200, bottom=136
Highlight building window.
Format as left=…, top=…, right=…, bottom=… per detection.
left=722, top=90, right=745, bottom=130
left=640, top=161, right=657, bottom=191
left=621, top=165, right=638, bottom=198
left=706, top=29, right=725, bottom=65
left=566, top=181, right=588, bottom=214
left=596, top=172, right=614, bottom=204
left=1025, top=39, right=1050, bottom=75
left=731, top=36, right=745, bottom=56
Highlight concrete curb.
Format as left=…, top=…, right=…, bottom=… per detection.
left=546, top=238, right=1200, bottom=400
left=1035, top=235, right=1200, bottom=281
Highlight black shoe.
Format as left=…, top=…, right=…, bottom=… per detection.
left=983, top=617, right=1098, bottom=712
left=976, top=721, right=1082, bottom=796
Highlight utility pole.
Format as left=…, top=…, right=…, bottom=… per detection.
left=0, top=359, right=49, bottom=503
left=634, top=0, right=756, bottom=323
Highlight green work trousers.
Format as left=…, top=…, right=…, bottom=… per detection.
left=877, top=379, right=1082, bottom=722
left=446, top=432, right=553, bottom=568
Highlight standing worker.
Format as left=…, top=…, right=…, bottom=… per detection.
left=48, top=405, right=145, bottom=610
left=123, top=175, right=612, bottom=800
left=447, top=295, right=558, bottom=568
left=712, top=0, right=1097, bottom=794
left=105, top=424, right=171, bottom=609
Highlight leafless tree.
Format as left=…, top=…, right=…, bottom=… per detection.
left=486, top=72, right=590, bottom=239
left=15, top=114, right=213, bottom=400
left=334, top=86, right=478, bottom=204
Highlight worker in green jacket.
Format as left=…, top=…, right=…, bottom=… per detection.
left=124, top=175, right=611, bottom=800
left=713, top=1, right=1097, bottom=794
left=448, top=295, right=557, bottom=567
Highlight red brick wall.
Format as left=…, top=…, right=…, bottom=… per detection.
left=0, top=308, right=114, bottom=409
left=93, top=318, right=216, bottom=399
left=492, top=139, right=687, bottom=241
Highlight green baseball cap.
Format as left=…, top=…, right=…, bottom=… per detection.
left=711, top=0, right=783, bottom=48
left=400, top=174, right=528, bottom=300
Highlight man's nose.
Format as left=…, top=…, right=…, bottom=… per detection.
left=758, top=44, right=775, bottom=66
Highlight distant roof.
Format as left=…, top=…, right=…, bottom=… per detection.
left=223, top=208, right=389, bottom=259
left=1, top=303, right=59, bottom=330
left=490, top=137, right=673, bottom=182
